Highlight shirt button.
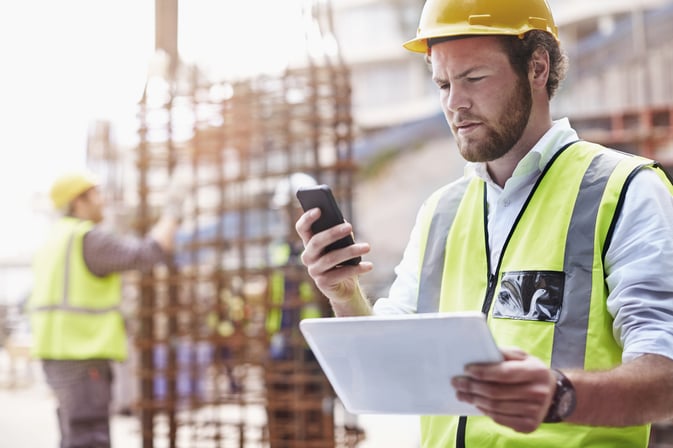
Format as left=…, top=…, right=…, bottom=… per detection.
left=503, top=199, right=511, bottom=207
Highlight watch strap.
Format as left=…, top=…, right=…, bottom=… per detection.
left=543, top=368, right=577, bottom=423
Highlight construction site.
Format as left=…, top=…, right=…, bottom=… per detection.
left=1, top=0, right=673, bottom=447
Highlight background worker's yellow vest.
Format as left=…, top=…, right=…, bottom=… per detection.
left=266, top=242, right=321, bottom=335
left=416, top=142, right=673, bottom=447
left=29, top=217, right=126, bottom=360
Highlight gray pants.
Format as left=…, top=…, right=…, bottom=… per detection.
left=42, top=359, right=113, bottom=448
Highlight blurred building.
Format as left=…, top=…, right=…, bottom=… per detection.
left=331, top=0, right=435, bottom=130
left=553, top=0, right=673, bottom=163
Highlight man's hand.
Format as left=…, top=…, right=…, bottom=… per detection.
left=295, top=207, right=373, bottom=316
left=151, top=169, right=191, bottom=253
left=162, top=169, right=191, bottom=221
left=452, top=347, right=556, bottom=433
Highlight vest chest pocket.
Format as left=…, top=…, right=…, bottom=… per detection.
left=493, top=271, right=565, bottom=322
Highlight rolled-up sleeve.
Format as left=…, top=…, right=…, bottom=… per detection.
left=82, top=228, right=172, bottom=277
left=605, top=168, right=673, bottom=363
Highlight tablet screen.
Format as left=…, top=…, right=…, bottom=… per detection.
left=300, top=312, right=502, bottom=415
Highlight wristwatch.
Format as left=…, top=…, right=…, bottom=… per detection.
left=543, top=368, right=577, bottom=423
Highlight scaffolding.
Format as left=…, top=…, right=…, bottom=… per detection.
left=87, top=2, right=363, bottom=447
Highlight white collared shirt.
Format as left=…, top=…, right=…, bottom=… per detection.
left=373, top=118, right=673, bottom=363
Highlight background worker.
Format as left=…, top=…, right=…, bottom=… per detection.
left=28, top=169, right=183, bottom=448
left=265, top=173, right=363, bottom=446
left=267, top=173, right=324, bottom=362
left=265, top=172, right=332, bottom=447
left=296, top=0, right=673, bottom=446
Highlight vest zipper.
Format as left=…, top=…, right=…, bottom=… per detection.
left=481, top=273, right=498, bottom=315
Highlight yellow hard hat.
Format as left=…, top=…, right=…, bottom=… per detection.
left=403, top=0, right=559, bottom=54
left=49, top=170, right=100, bottom=209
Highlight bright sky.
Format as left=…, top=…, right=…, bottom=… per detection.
left=0, top=1, right=154, bottom=262
left=0, top=0, right=306, bottom=265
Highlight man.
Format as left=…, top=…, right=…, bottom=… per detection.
left=267, top=173, right=324, bottom=362
left=295, top=0, right=673, bottom=446
left=28, top=169, right=182, bottom=447
left=265, top=173, right=345, bottom=447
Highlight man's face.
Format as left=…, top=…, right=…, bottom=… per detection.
left=430, top=36, right=532, bottom=163
left=76, top=187, right=105, bottom=223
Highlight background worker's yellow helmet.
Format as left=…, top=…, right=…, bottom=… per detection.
left=403, top=0, right=559, bottom=54
left=49, top=170, right=100, bottom=210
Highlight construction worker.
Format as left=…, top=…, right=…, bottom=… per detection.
left=28, top=169, right=183, bottom=448
left=297, top=0, right=673, bottom=447
left=266, top=173, right=324, bottom=362
left=265, top=173, right=362, bottom=447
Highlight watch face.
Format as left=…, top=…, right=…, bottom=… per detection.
left=556, top=375, right=577, bottom=419
left=544, top=369, right=577, bottom=423
left=557, top=388, right=575, bottom=418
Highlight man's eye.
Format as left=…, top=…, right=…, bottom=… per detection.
left=467, top=76, right=485, bottom=82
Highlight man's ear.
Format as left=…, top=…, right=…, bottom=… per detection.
left=529, top=47, right=550, bottom=90
left=69, top=190, right=90, bottom=217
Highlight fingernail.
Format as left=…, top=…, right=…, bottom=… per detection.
left=452, top=376, right=469, bottom=390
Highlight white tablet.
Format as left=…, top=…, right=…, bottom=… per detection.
left=299, top=311, right=503, bottom=415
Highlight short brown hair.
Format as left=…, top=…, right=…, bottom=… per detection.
left=500, top=31, right=568, bottom=99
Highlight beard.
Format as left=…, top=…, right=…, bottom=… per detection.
left=453, top=75, right=532, bottom=163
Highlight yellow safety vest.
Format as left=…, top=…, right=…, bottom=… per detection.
left=416, top=142, right=672, bottom=447
left=29, top=217, right=126, bottom=360
left=266, top=241, right=321, bottom=335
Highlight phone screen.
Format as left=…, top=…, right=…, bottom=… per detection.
left=296, top=184, right=361, bottom=266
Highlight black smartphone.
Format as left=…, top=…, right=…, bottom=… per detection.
left=295, top=184, right=361, bottom=266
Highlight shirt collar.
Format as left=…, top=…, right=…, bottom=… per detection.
left=466, top=118, right=579, bottom=185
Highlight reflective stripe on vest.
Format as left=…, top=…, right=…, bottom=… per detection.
left=555, top=149, right=624, bottom=367
left=417, top=177, right=471, bottom=313
left=417, top=142, right=657, bottom=447
left=31, top=225, right=120, bottom=314
left=29, top=217, right=126, bottom=360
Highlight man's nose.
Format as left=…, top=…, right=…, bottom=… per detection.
left=445, top=85, right=470, bottom=113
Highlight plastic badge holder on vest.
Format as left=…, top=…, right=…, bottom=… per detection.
left=299, top=311, right=503, bottom=415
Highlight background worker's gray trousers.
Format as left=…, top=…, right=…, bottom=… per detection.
left=42, top=359, right=113, bottom=448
